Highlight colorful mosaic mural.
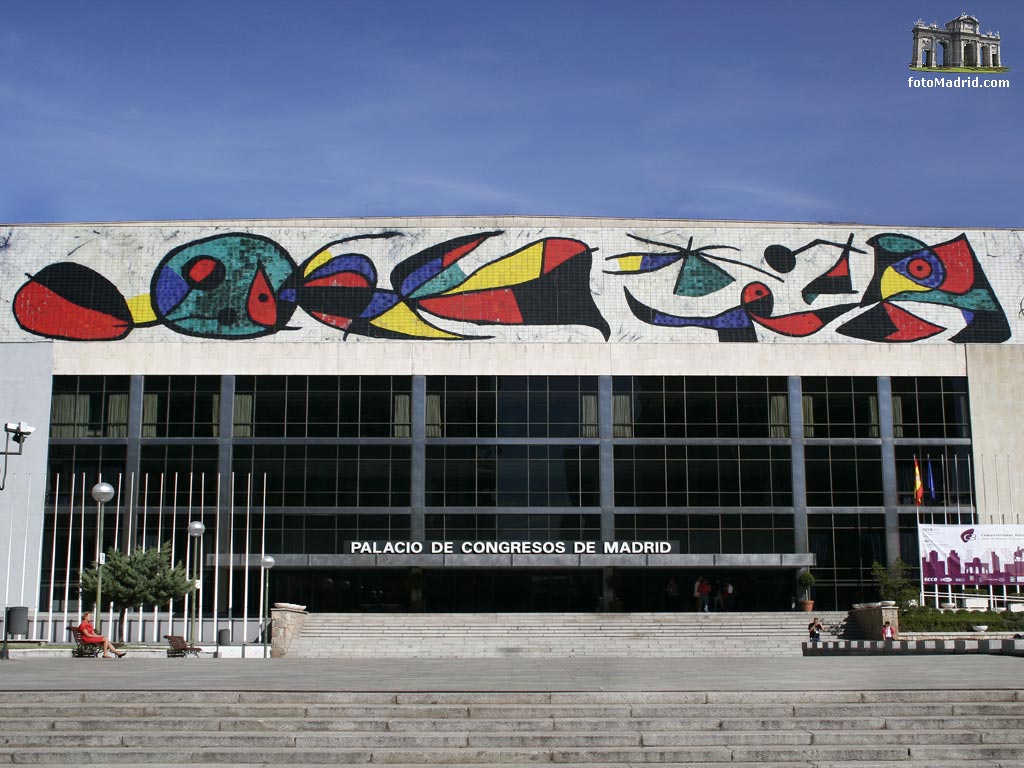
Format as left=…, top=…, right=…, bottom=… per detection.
left=3, top=225, right=1016, bottom=344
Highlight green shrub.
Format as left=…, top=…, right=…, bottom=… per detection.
left=899, top=607, right=1024, bottom=632
left=870, top=559, right=917, bottom=610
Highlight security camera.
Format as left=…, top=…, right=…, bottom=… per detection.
left=4, top=422, right=35, bottom=444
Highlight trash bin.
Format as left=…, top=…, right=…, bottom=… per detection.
left=5, top=607, right=28, bottom=638
left=217, top=628, right=231, bottom=646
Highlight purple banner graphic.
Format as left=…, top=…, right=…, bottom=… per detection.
left=919, top=524, right=1024, bottom=586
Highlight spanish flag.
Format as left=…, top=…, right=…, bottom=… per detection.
left=914, top=456, right=924, bottom=506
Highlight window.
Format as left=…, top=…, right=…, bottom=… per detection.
left=425, top=376, right=599, bottom=438
left=425, top=445, right=600, bottom=507
left=233, top=376, right=412, bottom=438
left=425, top=513, right=600, bottom=541
left=139, top=445, right=219, bottom=507
left=614, top=513, right=794, bottom=554
left=894, top=445, right=973, bottom=507
left=233, top=444, right=411, bottom=508
left=46, top=444, right=128, bottom=506
left=50, top=376, right=130, bottom=438
left=891, top=377, right=969, bottom=439
left=612, top=376, right=789, bottom=438
left=804, top=445, right=883, bottom=506
left=801, top=377, right=878, bottom=438
left=808, top=513, right=886, bottom=609
left=613, top=445, right=792, bottom=507
left=142, top=376, right=220, bottom=437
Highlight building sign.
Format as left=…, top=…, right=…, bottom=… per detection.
left=348, top=541, right=676, bottom=555
left=919, top=524, right=1024, bottom=585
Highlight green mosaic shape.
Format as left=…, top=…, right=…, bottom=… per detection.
left=876, top=234, right=927, bottom=254
left=673, top=255, right=735, bottom=297
left=410, top=265, right=469, bottom=298
left=891, top=287, right=999, bottom=311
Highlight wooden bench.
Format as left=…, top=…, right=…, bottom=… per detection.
left=164, top=634, right=201, bottom=658
left=67, top=625, right=101, bottom=658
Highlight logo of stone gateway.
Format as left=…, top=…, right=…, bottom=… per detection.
left=911, top=14, right=1008, bottom=72
left=960, top=528, right=977, bottom=543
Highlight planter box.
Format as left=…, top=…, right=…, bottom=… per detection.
left=961, top=596, right=989, bottom=611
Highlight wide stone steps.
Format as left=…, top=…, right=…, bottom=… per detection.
left=286, top=611, right=856, bottom=658
left=1, top=690, right=1021, bottom=765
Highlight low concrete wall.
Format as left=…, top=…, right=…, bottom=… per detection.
left=270, top=607, right=308, bottom=658
left=804, top=638, right=1024, bottom=656
left=851, top=605, right=899, bottom=639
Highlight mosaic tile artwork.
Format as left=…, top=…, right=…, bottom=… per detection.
left=2, top=224, right=1019, bottom=344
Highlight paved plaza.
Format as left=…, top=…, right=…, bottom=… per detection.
left=0, top=655, right=1019, bottom=693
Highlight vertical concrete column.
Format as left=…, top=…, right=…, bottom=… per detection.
left=216, top=372, right=234, bottom=552
left=409, top=376, right=426, bottom=541
left=122, top=375, right=144, bottom=551
left=787, top=377, right=808, bottom=555
left=599, top=376, right=615, bottom=610
left=215, top=374, right=234, bottom=618
left=878, top=377, right=900, bottom=566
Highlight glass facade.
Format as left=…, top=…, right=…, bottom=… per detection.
left=42, top=373, right=977, bottom=611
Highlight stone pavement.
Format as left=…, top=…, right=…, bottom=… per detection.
left=0, top=655, right=1019, bottom=693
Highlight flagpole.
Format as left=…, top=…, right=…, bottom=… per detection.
left=183, top=472, right=193, bottom=643
left=19, top=474, right=33, bottom=606
left=941, top=454, right=948, bottom=521
left=242, top=473, right=252, bottom=656
left=257, top=473, right=267, bottom=654
left=137, top=474, right=148, bottom=644
left=169, top=473, right=178, bottom=636
left=46, top=475, right=59, bottom=642
left=228, top=472, right=235, bottom=642
left=967, top=454, right=976, bottom=524
left=77, top=474, right=85, bottom=622
left=995, top=453, right=1004, bottom=524
left=153, top=473, right=164, bottom=643
left=4, top=475, right=17, bottom=614
left=1007, top=453, right=1017, bottom=526
left=198, top=473, right=206, bottom=644
left=212, top=472, right=221, bottom=647
left=108, top=474, right=121, bottom=632
left=61, top=475, right=76, bottom=633
left=955, top=455, right=961, bottom=522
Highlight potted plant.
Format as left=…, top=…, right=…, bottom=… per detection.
left=797, top=571, right=816, bottom=612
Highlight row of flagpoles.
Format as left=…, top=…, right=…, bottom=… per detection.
left=35, top=471, right=269, bottom=645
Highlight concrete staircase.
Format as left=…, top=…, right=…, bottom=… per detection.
left=0, top=688, right=1022, bottom=765
left=285, top=611, right=858, bottom=658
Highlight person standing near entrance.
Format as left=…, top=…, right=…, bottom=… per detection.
left=697, top=578, right=712, bottom=612
left=664, top=577, right=680, bottom=611
left=693, top=576, right=703, bottom=612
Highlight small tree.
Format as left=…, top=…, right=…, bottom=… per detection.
left=80, top=544, right=193, bottom=642
left=798, top=571, right=816, bottom=600
left=870, top=558, right=918, bottom=610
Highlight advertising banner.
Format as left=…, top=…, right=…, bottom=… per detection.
left=919, top=525, right=1024, bottom=586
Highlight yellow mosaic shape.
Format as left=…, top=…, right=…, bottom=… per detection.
left=370, top=302, right=462, bottom=339
left=444, top=242, right=544, bottom=295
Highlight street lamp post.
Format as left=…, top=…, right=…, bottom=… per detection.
left=90, top=482, right=115, bottom=633
left=188, top=521, right=205, bottom=647
left=260, top=555, right=275, bottom=658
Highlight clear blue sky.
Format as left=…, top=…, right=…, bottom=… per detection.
left=1, top=1, right=1020, bottom=227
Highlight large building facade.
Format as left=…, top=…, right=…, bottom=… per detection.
left=1, top=216, right=1022, bottom=626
